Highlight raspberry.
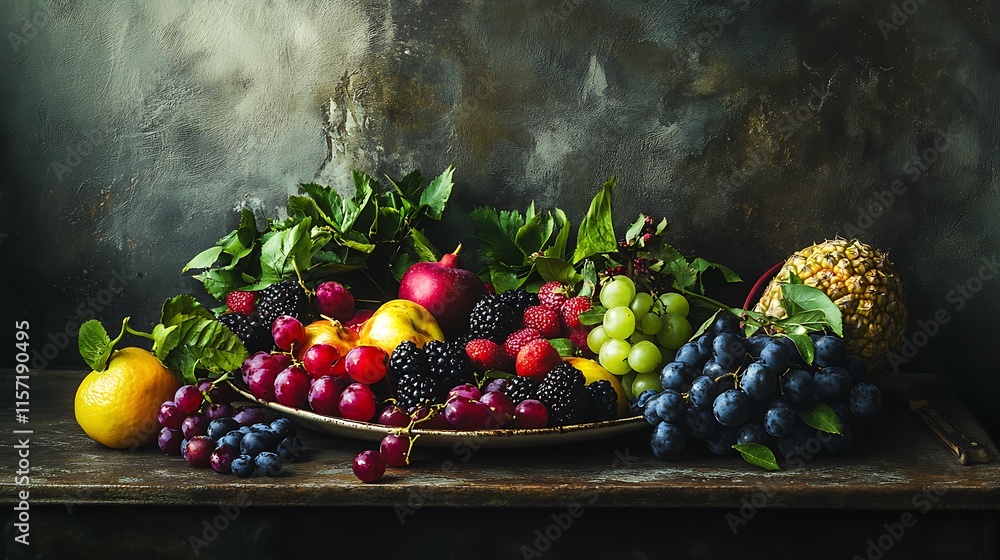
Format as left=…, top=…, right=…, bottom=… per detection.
left=465, top=339, right=510, bottom=372
left=515, top=339, right=563, bottom=381
left=521, top=306, right=561, bottom=339
left=537, top=282, right=570, bottom=311
left=504, top=328, right=542, bottom=360
left=560, top=296, right=592, bottom=329
left=565, top=325, right=593, bottom=356
left=225, top=291, right=257, bottom=315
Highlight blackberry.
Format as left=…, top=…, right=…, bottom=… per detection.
left=468, top=294, right=517, bottom=342
left=394, top=373, right=444, bottom=410
left=256, top=280, right=309, bottom=325
left=586, top=380, right=618, bottom=422
left=389, top=341, right=428, bottom=379
left=536, top=363, right=588, bottom=426
left=505, top=376, right=539, bottom=405
left=499, top=288, right=538, bottom=318
left=218, top=313, right=272, bottom=354
left=423, top=340, right=473, bottom=388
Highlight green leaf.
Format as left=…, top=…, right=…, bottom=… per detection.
left=577, top=307, right=606, bottom=326
left=572, top=177, right=618, bottom=263
left=471, top=206, right=524, bottom=265
left=151, top=323, right=180, bottom=362
left=389, top=247, right=420, bottom=282
left=788, top=272, right=804, bottom=284
left=578, top=259, right=598, bottom=298
left=778, top=283, right=843, bottom=336
left=654, top=218, right=668, bottom=235
left=78, top=320, right=116, bottom=372
left=162, top=317, right=248, bottom=385
left=783, top=333, right=815, bottom=365
left=336, top=229, right=376, bottom=253
left=732, top=443, right=780, bottom=471
left=489, top=263, right=531, bottom=292
left=534, top=256, right=581, bottom=285
left=182, top=246, right=224, bottom=272
left=228, top=208, right=258, bottom=256
left=544, top=208, right=571, bottom=260
left=653, top=244, right=697, bottom=290
left=515, top=211, right=555, bottom=257
left=192, top=270, right=244, bottom=299
left=387, top=169, right=425, bottom=200
left=407, top=228, right=439, bottom=262
left=690, top=257, right=743, bottom=293
left=160, top=294, right=215, bottom=325
left=625, top=214, right=646, bottom=244
left=259, top=217, right=313, bottom=282
left=549, top=338, right=575, bottom=357
left=692, top=310, right=721, bottom=338
left=798, top=402, right=843, bottom=435
left=419, top=165, right=454, bottom=220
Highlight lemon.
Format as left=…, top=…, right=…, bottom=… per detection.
left=74, top=347, right=181, bottom=449
left=564, top=357, right=630, bottom=418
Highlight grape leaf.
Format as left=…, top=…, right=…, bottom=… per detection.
left=471, top=206, right=524, bottom=265
left=577, top=307, right=607, bottom=326
left=419, top=165, right=454, bottom=220
left=192, top=269, right=244, bottom=299
left=624, top=214, right=646, bottom=244
left=182, top=246, right=224, bottom=272
left=572, top=177, right=618, bottom=263
left=515, top=208, right=556, bottom=257
left=259, top=217, right=313, bottom=283
left=733, top=443, right=780, bottom=471
left=534, top=256, right=581, bottom=285
left=798, top=402, right=843, bottom=435
left=549, top=338, right=575, bottom=357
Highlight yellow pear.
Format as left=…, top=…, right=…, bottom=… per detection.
left=358, top=299, right=445, bottom=355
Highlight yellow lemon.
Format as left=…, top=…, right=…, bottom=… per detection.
left=74, top=347, right=181, bottom=449
left=564, top=357, right=630, bottom=418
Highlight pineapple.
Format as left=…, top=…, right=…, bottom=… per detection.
left=755, top=239, right=907, bottom=370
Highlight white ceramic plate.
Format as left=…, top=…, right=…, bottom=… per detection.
left=228, top=382, right=647, bottom=448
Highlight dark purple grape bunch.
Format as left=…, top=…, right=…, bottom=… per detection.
left=638, top=312, right=882, bottom=465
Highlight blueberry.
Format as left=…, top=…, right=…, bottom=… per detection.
left=255, top=451, right=284, bottom=477
left=238, top=425, right=252, bottom=435
left=760, top=341, right=792, bottom=372
left=240, top=432, right=273, bottom=457
left=740, top=362, right=777, bottom=401
left=659, top=362, right=695, bottom=392
left=207, top=417, right=240, bottom=441
left=712, top=389, right=750, bottom=427
left=814, top=367, right=852, bottom=402
left=270, top=418, right=297, bottom=439
left=650, top=422, right=688, bottom=459
left=782, top=369, right=816, bottom=404
left=250, top=423, right=272, bottom=433
left=688, top=375, right=719, bottom=409
left=713, top=333, right=747, bottom=370
left=216, top=430, right=245, bottom=452
left=231, top=454, right=256, bottom=478
left=813, top=335, right=847, bottom=368
left=737, top=422, right=772, bottom=446
left=277, top=437, right=305, bottom=463
left=845, top=357, right=868, bottom=385
left=683, top=406, right=717, bottom=439
left=849, top=383, right=882, bottom=418
left=713, top=313, right=741, bottom=334
left=764, top=401, right=795, bottom=438
left=180, top=438, right=190, bottom=460
left=705, top=425, right=739, bottom=455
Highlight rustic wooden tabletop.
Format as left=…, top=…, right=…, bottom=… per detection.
left=2, top=369, right=999, bottom=511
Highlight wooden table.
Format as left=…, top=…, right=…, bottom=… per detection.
left=2, top=370, right=998, bottom=559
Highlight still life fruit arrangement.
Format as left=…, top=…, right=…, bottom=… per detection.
left=74, top=167, right=907, bottom=479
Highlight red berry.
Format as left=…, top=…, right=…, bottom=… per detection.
left=537, top=281, right=570, bottom=311
left=339, top=383, right=377, bottom=422
left=378, top=405, right=410, bottom=427
left=480, top=391, right=515, bottom=427
left=315, top=281, right=354, bottom=321
left=174, top=385, right=203, bottom=415
left=225, top=290, right=257, bottom=315
left=380, top=434, right=412, bottom=467
left=515, top=339, right=563, bottom=381
left=184, top=436, right=214, bottom=468
left=515, top=399, right=549, bottom=428
left=560, top=296, right=592, bottom=329
left=565, top=324, right=593, bottom=355
left=465, top=338, right=510, bottom=371
left=352, top=449, right=386, bottom=482
left=302, top=344, right=342, bottom=379
left=308, top=376, right=347, bottom=416
left=448, top=384, right=481, bottom=401
left=503, top=328, right=542, bottom=360
left=274, top=366, right=311, bottom=408
left=344, top=346, right=389, bottom=385
left=522, top=305, right=561, bottom=338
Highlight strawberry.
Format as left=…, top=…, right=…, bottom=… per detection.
left=515, top=339, right=563, bottom=380
left=225, top=290, right=257, bottom=316
left=560, top=296, right=592, bottom=329
left=504, top=328, right=542, bottom=360
left=521, top=306, right=561, bottom=338
left=465, top=338, right=511, bottom=371
left=537, top=281, right=570, bottom=311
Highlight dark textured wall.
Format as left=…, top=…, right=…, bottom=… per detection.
left=2, top=1, right=997, bottom=432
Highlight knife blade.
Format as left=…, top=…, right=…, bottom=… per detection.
left=891, top=382, right=993, bottom=465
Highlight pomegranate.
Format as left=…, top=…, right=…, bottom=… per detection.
left=397, top=245, right=486, bottom=337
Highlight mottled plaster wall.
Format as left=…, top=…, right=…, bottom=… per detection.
left=2, top=1, right=997, bottom=430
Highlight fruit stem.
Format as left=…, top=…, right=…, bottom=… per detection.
left=122, top=319, right=155, bottom=341
left=452, top=243, right=462, bottom=256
